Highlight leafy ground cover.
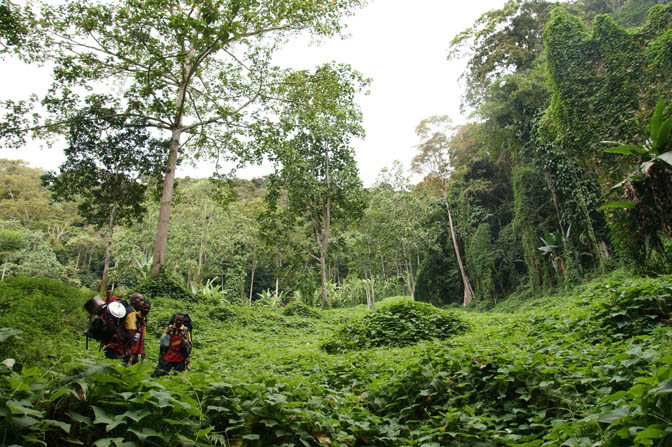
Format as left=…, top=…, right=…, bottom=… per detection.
left=321, top=300, right=469, bottom=353
left=0, top=273, right=670, bottom=446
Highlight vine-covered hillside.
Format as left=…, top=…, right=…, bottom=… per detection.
left=1, top=273, right=670, bottom=446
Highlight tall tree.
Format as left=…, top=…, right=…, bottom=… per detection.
left=411, top=115, right=476, bottom=307
left=42, top=99, right=165, bottom=292
left=0, top=0, right=366, bottom=276
left=265, top=63, right=367, bottom=306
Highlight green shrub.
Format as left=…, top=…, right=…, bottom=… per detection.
left=211, top=304, right=238, bottom=322
left=0, top=275, right=90, bottom=365
left=592, top=275, right=672, bottom=337
left=136, top=272, right=199, bottom=302
left=321, top=300, right=469, bottom=353
left=281, top=302, right=322, bottom=319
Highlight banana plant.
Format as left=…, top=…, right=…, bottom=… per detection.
left=601, top=99, right=672, bottom=209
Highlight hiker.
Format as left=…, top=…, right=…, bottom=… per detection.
left=102, top=292, right=144, bottom=364
left=152, top=312, right=192, bottom=377
left=135, top=298, right=151, bottom=363
left=129, top=296, right=150, bottom=365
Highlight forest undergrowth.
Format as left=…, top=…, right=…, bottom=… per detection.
left=0, top=272, right=670, bottom=446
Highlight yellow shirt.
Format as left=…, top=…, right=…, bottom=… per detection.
left=125, top=311, right=140, bottom=331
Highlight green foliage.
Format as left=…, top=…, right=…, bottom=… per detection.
left=41, top=98, right=166, bottom=230
left=211, top=304, right=239, bottom=323
left=0, top=274, right=671, bottom=446
left=281, top=302, right=322, bottom=319
left=601, top=99, right=672, bottom=271
left=468, top=223, right=497, bottom=306
left=322, top=300, right=469, bottom=353
left=136, top=272, right=198, bottom=303
left=592, top=275, right=672, bottom=337
left=0, top=275, right=89, bottom=365
left=513, top=167, right=557, bottom=293
left=414, top=201, right=462, bottom=306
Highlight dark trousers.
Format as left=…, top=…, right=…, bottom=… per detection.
left=104, top=348, right=125, bottom=361
left=152, top=359, right=186, bottom=377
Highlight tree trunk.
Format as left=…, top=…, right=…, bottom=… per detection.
left=275, top=277, right=279, bottom=300
left=248, top=260, right=257, bottom=306
left=151, top=127, right=181, bottom=276
left=368, top=265, right=375, bottom=309
left=99, top=204, right=117, bottom=293
left=364, top=277, right=371, bottom=310
left=151, top=72, right=189, bottom=275
left=318, top=245, right=328, bottom=307
left=317, top=140, right=332, bottom=307
left=443, top=194, right=475, bottom=306
left=198, top=200, right=209, bottom=279
left=406, top=257, right=415, bottom=300
left=1, top=262, right=6, bottom=281
left=75, top=247, right=81, bottom=271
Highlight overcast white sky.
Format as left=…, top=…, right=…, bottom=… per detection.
left=0, top=0, right=507, bottom=185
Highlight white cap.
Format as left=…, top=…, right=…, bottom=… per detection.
left=108, top=301, right=126, bottom=319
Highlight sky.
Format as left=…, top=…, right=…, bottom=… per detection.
left=0, top=0, right=508, bottom=186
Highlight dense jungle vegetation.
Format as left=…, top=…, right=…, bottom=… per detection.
left=0, top=0, right=671, bottom=445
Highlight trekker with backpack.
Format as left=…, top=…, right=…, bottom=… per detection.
left=83, top=291, right=145, bottom=364
left=152, top=312, right=192, bottom=377
left=104, top=292, right=144, bottom=363
left=127, top=293, right=148, bottom=365
left=132, top=298, right=151, bottom=364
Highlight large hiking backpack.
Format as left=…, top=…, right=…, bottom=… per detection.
left=85, top=297, right=132, bottom=345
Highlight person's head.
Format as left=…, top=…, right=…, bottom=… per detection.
left=129, top=293, right=144, bottom=310
left=141, top=299, right=151, bottom=316
left=173, top=313, right=185, bottom=327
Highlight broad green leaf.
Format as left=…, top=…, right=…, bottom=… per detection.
left=128, top=427, right=168, bottom=442
left=655, top=117, right=672, bottom=151
left=650, top=100, right=665, bottom=145
left=0, top=358, right=15, bottom=370
left=122, top=409, right=151, bottom=423
left=20, top=435, right=47, bottom=447
left=634, top=425, right=666, bottom=443
left=658, top=151, right=672, bottom=166
left=0, top=328, right=22, bottom=342
left=243, top=434, right=261, bottom=440
left=599, top=201, right=636, bottom=210
left=91, top=406, right=127, bottom=432
left=6, top=400, right=44, bottom=417
left=67, top=411, right=92, bottom=426
left=163, top=418, right=190, bottom=426
left=604, top=145, right=648, bottom=156
left=195, top=426, right=214, bottom=437
left=46, top=388, right=69, bottom=403
left=89, top=373, right=124, bottom=384
left=92, top=438, right=124, bottom=447
left=598, top=406, right=630, bottom=424
left=45, top=419, right=71, bottom=433
left=11, top=415, right=41, bottom=429
left=650, top=378, right=672, bottom=394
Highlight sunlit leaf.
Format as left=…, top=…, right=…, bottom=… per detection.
left=599, top=201, right=636, bottom=210
left=603, top=145, right=648, bottom=156
left=657, top=151, right=672, bottom=166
